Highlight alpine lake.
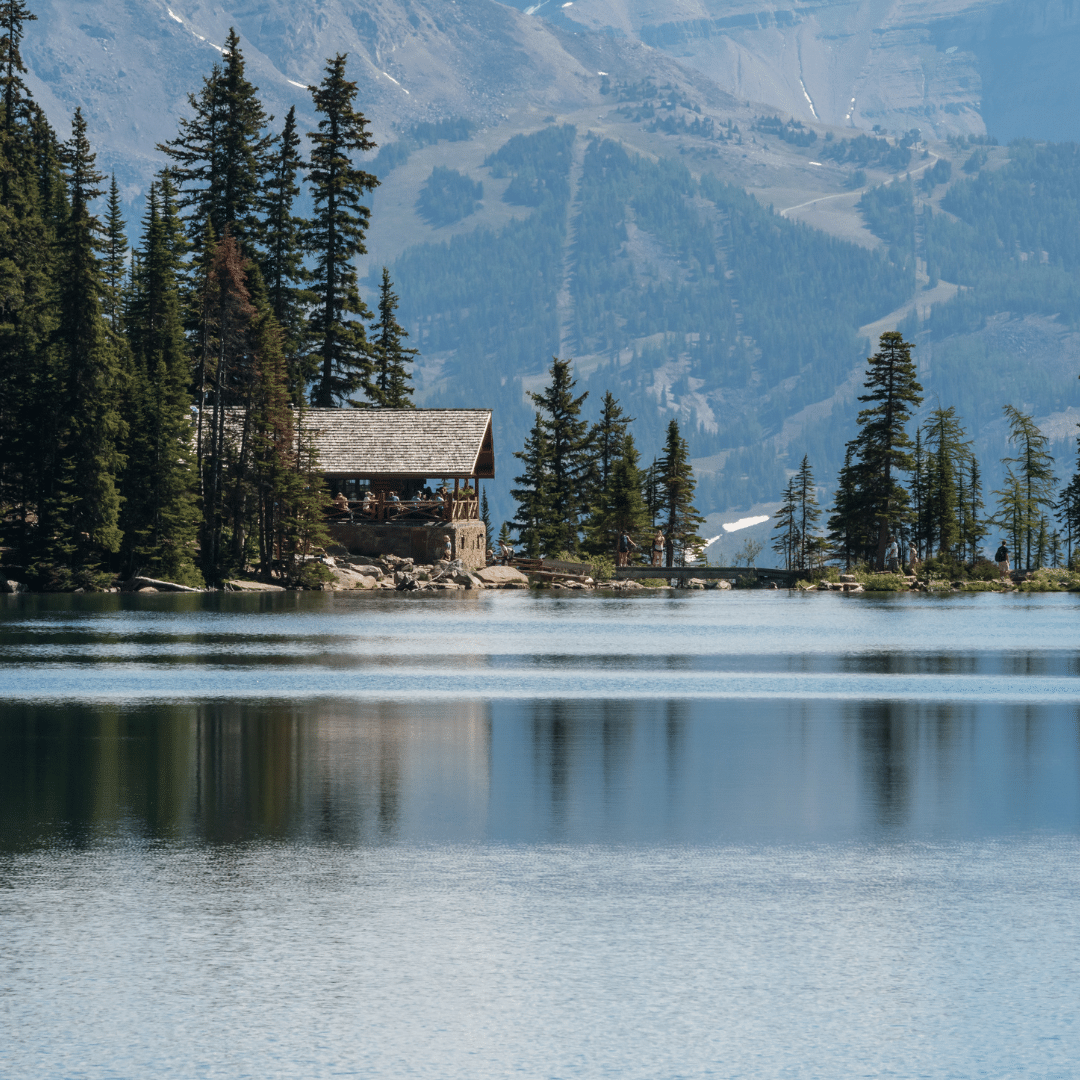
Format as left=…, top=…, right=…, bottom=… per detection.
left=2, top=587, right=1079, bottom=1079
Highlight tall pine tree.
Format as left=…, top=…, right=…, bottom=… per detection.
left=121, top=178, right=202, bottom=585
left=258, top=105, right=310, bottom=394
left=36, top=108, right=124, bottom=585
left=510, top=412, right=552, bottom=558
left=101, top=174, right=127, bottom=331
left=585, top=431, right=650, bottom=558
left=657, top=418, right=704, bottom=567
left=847, top=331, right=923, bottom=568
left=368, top=267, right=417, bottom=407
left=158, top=29, right=271, bottom=257
left=528, top=357, right=592, bottom=554
left=588, top=391, right=634, bottom=511
left=995, top=405, right=1056, bottom=571
left=305, top=54, right=379, bottom=406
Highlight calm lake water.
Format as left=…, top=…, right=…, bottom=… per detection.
left=2, top=590, right=1079, bottom=1078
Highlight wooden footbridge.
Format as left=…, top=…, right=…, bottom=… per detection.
left=509, top=558, right=799, bottom=588
left=615, top=565, right=799, bottom=587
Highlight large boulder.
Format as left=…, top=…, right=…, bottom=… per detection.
left=1, top=580, right=29, bottom=593
left=328, top=567, right=378, bottom=590
left=475, top=565, right=529, bottom=587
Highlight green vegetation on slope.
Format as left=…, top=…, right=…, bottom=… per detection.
left=384, top=126, right=909, bottom=519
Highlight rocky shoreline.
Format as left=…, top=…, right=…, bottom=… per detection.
left=6, top=558, right=1078, bottom=596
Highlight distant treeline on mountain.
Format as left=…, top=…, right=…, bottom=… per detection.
left=384, top=124, right=910, bottom=516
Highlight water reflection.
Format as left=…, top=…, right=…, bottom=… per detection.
left=4, top=697, right=1080, bottom=850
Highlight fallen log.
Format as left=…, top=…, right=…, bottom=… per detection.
left=123, top=576, right=202, bottom=593
left=523, top=569, right=590, bottom=583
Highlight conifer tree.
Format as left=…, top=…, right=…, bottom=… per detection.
left=588, top=391, right=633, bottom=507
left=772, top=475, right=799, bottom=571
left=826, top=446, right=861, bottom=569
left=994, top=471, right=1025, bottom=572
left=101, top=174, right=127, bottom=332
left=480, top=486, right=492, bottom=542
left=36, top=108, right=124, bottom=584
left=305, top=54, right=379, bottom=406
left=368, top=267, right=417, bottom=407
left=1049, top=529, right=1063, bottom=569
left=995, top=405, right=1056, bottom=570
left=793, top=455, right=821, bottom=570
left=0, top=34, right=59, bottom=553
left=121, top=179, right=202, bottom=585
left=1055, top=436, right=1080, bottom=566
left=848, top=331, right=923, bottom=568
left=644, top=457, right=661, bottom=528
left=910, top=427, right=926, bottom=559
left=158, top=30, right=271, bottom=256
left=258, top=105, right=310, bottom=391
left=528, top=357, right=593, bottom=554
left=247, top=298, right=329, bottom=584
left=963, top=458, right=986, bottom=562
left=922, top=406, right=973, bottom=560
left=585, top=431, right=650, bottom=558
left=190, top=217, right=218, bottom=491
left=1035, top=516, right=1049, bottom=569
left=0, top=0, right=35, bottom=151
left=657, top=417, right=704, bottom=567
left=510, top=412, right=552, bottom=558
left=202, top=229, right=258, bottom=582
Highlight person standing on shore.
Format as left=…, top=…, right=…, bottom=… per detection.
left=651, top=530, right=665, bottom=567
left=617, top=531, right=638, bottom=567
left=886, top=535, right=899, bottom=573
left=907, top=541, right=919, bottom=575
left=995, top=540, right=1011, bottom=580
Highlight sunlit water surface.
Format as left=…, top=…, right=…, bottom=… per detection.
left=2, top=590, right=1079, bottom=1078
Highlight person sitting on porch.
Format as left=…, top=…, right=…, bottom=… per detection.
left=332, top=492, right=349, bottom=512
left=361, top=491, right=376, bottom=516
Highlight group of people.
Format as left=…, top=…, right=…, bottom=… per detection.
left=884, top=534, right=1014, bottom=579
left=328, top=486, right=456, bottom=522
left=616, top=529, right=667, bottom=567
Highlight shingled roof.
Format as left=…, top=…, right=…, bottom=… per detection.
left=301, top=408, right=495, bottom=479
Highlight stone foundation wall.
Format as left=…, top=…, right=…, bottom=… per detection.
left=326, top=520, right=488, bottom=570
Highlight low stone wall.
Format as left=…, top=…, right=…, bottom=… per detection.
left=326, top=520, right=488, bottom=570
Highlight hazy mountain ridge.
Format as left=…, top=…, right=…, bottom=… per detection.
left=515, top=0, right=1080, bottom=143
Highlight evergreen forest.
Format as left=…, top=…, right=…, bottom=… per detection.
left=0, top=9, right=416, bottom=589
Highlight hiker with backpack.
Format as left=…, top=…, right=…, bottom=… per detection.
left=617, top=531, right=638, bottom=567
left=995, top=540, right=1011, bottom=580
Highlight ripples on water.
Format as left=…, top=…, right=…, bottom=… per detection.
left=2, top=591, right=1079, bottom=1078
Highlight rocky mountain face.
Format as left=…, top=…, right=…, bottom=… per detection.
left=28, top=0, right=1080, bottom=193
left=508, top=0, right=1080, bottom=143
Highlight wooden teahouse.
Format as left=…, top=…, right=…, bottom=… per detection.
left=306, top=408, right=495, bottom=568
